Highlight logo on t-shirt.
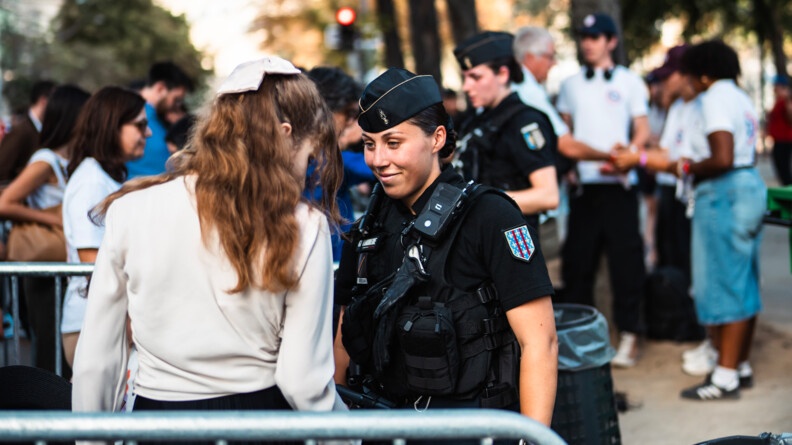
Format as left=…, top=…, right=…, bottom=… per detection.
left=745, top=112, right=757, bottom=148
left=606, top=90, right=621, bottom=103
left=675, top=129, right=684, bottom=147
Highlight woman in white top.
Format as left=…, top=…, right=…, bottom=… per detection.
left=72, top=58, right=347, bottom=430
left=62, top=86, right=151, bottom=367
left=674, top=41, right=766, bottom=401
left=0, top=85, right=90, bottom=374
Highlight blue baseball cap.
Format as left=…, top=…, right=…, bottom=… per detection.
left=578, top=13, right=618, bottom=37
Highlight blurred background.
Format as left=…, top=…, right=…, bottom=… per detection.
left=1, top=0, right=790, bottom=132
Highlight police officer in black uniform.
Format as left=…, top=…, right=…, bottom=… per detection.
left=453, top=31, right=559, bottom=232
left=333, top=68, right=558, bottom=435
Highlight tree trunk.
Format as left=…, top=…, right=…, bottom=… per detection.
left=569, top=0, right=627, bottom=66
left=376, top=0, right=404, bottom=69
left=408, top=0, right=442, bottom=84
left=752, top=0, right=788, bottom=77
left=446, top=0, right=478, bottom=46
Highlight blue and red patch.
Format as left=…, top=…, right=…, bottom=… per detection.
left=504, top=225, right=534, bottom=263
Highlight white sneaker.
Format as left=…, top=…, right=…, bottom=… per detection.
left=682, top=339, right=717, bottom=363
left=612, top=332, right=639, bottom=368
left=682, top=339, right=718, bottom=376
left=682, top=352, right=717, bottom=376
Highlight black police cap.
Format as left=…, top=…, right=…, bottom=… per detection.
left=453, top=31, right=514, bottom=71
left=358, top=68, right=441, bottom=133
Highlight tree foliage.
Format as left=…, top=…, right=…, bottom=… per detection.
left=1, top=0, right=208, bottom=100
left=621, top=0, right=790, bottom=74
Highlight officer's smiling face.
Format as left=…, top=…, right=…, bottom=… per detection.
left=362, top=120, right=445, bottom=211
left=462, top=64, right=511, bottom=109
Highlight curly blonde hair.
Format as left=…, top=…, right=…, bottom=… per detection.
left=95, top=73, right=342, bottom=293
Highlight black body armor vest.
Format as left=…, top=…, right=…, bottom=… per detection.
left=455, top=100, right=531, bottom=191
left=341, top=180, right=521, bottom=408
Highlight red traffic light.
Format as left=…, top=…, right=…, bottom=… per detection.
left=336, top=7, right=356, bottom=27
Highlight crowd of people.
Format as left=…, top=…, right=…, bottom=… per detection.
left=0, top=9, right=780, bottom=439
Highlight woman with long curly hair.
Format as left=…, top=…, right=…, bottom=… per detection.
left=72, top=57, right=346, bottom=423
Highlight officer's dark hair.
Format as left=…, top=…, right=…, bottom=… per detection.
left=30, top=80, right=56, bottom=105
left=407, top=102, right=457, bottom=159
left=306, top=66, right=362, bottom=113
left=483, top=56, right=524, bottom=84
left=679, top=40, right=740, bottom=81
left=147, top=61, right=194, bottom=91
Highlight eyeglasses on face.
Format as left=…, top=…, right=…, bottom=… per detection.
left=130, top=119, right=149, bottom=133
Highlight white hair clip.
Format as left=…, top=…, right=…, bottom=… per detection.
left=216, top=56, right=301, bottom=96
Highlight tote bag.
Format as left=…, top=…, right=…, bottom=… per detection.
left=7, top=205, right=67, bottom=262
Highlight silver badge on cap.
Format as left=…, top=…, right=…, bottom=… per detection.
left=583, top=14, right=595, bottom=27
left=378, top=108, right=389, bottom=125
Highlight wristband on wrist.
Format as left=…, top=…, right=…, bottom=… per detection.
left=639, top=150, right=648, bottom=167
left=676, top=159, right=691, bottom=177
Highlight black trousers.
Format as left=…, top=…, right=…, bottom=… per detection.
left=134, top=386, right=295, bottom=445
left=559, top=184, right=646, bottom=333
left=655, top=185, right=691, bottom=282
left=771, top=141, right=792, bottom=185
left=23, top=277, right=70, bottom=379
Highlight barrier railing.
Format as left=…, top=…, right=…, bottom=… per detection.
left=0, top=262, right=93, bottom=375
left=0, top=410, right=568, bottom=444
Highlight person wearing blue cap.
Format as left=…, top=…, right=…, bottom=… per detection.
left=334, top=67, right=558, bottom=432
left=555, top=12, right=650, bottom=368
left=452, top=31, right=559, bottom=234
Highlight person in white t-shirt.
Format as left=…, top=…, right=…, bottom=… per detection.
left=0, top=85, right=90, bottom=375
left=72, top=58, right=350, bottom=423
left=62, top=86, right=151, bottom=367
left=554, top=13, right=650, bottom=368
left=612, top=46, right=716, bottom=377
left=673, top=40, right=766, bottom=401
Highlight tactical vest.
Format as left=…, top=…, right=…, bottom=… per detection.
left=341, top=180, right=521, bottom=408
left=455, top=100, right=531, bottom=191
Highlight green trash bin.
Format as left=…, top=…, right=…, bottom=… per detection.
left=766, top=186, right=792, bottom=274
left=551, top=303, right=620, bottom=445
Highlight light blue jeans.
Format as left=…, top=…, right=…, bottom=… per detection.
left=691, top=168, right=766, bottom=325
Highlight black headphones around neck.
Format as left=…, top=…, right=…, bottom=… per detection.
left=585, top=66, right=614, bottom=81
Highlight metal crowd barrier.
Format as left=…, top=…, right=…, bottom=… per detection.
left=0, top=262, right=93, bottom=375
left=0, top=410, right=567, bottom=444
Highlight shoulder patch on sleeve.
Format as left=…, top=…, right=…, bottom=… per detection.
left=503, top=224, right=535, bottom=262
left=520, top=122, right=546, bottom=150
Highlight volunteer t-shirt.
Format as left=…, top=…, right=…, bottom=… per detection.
left=62, top=157, right=122, bottom=333
left=556, top=66, right=648, bottom=184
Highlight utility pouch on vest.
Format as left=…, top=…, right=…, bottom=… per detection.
left=342, top=273, right=395, bottom=367
left=396, top=298, right=460, bottom=396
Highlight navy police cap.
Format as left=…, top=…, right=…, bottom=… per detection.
left=358, top=68, right=441, bottom=133
left=453, top=31, right=515, bottom=71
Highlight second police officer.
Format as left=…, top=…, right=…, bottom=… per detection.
left=453, top=31, right=559, bottom=233
left=333, top=68, right=558, bottom=432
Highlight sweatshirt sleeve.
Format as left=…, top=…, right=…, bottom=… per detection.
left=72, top=203, right=130, bottom=412
left=275, top=212, right=344, bottom=411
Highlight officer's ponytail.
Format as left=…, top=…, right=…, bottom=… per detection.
left=408, top=102, right=456, bottom=160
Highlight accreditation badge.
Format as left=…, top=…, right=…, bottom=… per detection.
left=504, top=225, right=534, bottom=263
left=520, top=122, right=546, bottom=151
